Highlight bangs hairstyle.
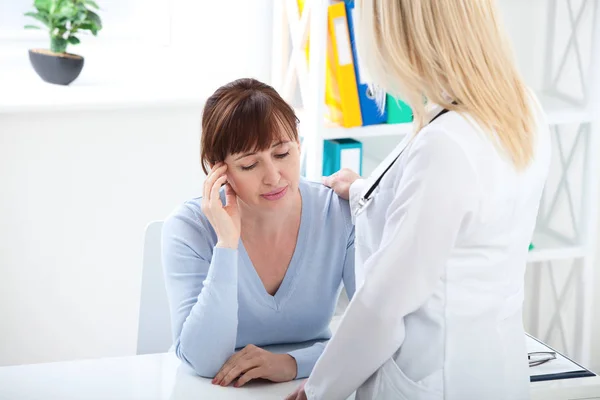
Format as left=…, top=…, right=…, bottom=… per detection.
left=355, top=0, right=535, bottom=170
left=200, top=78, right=299, bottom=174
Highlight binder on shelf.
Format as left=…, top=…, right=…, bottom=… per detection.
left=344, top=0, right=386, bottom=126
left=326, top=2, right=363, bottom=128
left=386, top=94, right=413, bottom=124
left=297, top=0, right=362, bottom=128
left=297, top=0, right=345, bottom=127
left=323, top=138, right=363, bottom=176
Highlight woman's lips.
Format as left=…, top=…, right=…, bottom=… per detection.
left=261, top=186, right=288, bottom=201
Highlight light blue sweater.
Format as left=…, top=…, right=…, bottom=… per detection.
left=161, top=179, right=356, bottom=379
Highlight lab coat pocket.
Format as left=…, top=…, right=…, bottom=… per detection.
left=358, top=358, right=442, bottom=400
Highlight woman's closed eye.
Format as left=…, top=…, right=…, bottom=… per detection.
left=241, top=163, right=257, bottom=171
left=240, top=152, right=290, bottom=171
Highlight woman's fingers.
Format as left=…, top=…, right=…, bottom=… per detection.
left=211, top=175, right=227, bottom=207
left=203, top=163, right=227, bottom=201
left=220, top=357, right=259, bottom=387
left=234, top=366, right=264, bottom=387
left=224, top=183, right=238, bottom=211
left=213, top=345, right=252, bottom=385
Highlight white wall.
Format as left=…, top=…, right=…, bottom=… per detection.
left=0, top=106, right=203, bottom=365
left=0, top=1, right=275, bottom=366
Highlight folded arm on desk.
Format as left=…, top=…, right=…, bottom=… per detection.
left=162, top=213, right=239, bottom=378
left=304, top=132, right=479, bottom=400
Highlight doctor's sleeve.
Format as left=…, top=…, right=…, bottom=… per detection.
left=161, top=212, right=239, bottom=378
left=304, top=132, right=480, bottom=400
left=348, top=178, right=367, bottom=224
left=342, top=225, right=356, bottom=300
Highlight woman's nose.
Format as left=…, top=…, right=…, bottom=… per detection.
left=262, top=161, right=281, bottom=185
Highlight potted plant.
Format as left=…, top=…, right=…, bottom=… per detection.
left=24, top=0, right=102, bottom=85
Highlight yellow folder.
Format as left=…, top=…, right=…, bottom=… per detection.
left=326, top=1, right=362, bottom=127
left=297, top=0, right=362, bottom=128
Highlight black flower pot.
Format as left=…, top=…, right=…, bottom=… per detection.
left=28, top=49, right=84, bottom=86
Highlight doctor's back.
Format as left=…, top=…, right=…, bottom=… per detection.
left=375, top=95, right=552, bottom=400
left=301, top=1, right=553, bottom=399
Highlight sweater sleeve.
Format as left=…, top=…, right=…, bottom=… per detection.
left=287, top=341, right=327, bottom=379
left=343, top=224, right=357, bottom=300
left=286, top=191, right=357, bottom=379
left=161, top=209, right=239, bottom=378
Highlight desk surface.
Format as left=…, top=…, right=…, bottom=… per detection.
left=0, top=352, right=299, bottom=400
left=0, top=340, right=600, bottom=400
left=0, top=351, right=599, bottom=400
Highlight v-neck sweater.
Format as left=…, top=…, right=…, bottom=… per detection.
left=161, top=178, right=356, bottom=379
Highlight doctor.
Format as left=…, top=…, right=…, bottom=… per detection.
left=287, top=0, right=551, bottom=399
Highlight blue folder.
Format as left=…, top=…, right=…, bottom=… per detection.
left=344, top=0, right=386, bottom=126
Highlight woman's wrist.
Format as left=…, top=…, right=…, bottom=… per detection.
left=216, top=239, right=239, bottom=249
left=281, top=354, right=298, bottom=380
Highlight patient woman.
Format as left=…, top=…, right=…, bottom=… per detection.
left=161, top=78, right=355, bottom=388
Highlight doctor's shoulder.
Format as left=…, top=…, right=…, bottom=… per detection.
left=301, top=179, right=354, bottom=238
left=404, top=117, right=482, bottom=171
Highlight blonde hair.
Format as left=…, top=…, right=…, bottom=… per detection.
left=355, top=0, right=535, bottom=169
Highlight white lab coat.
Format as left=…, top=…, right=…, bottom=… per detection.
left=304, top=94, right=551, bottom=400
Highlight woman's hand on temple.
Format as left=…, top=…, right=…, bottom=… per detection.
left=202, top=163, right=241, bottom=249
left=211, top=344, right=298, bottom=387
left=322, top=168, right=361, bottom=200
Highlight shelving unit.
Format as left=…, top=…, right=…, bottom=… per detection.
left=272, top=0, right=600, bottom=365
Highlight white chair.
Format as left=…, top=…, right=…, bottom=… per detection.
left=136, top=220, right=173, bottom=355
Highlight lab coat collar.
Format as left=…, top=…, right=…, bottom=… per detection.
left=425, top=92, right=455, bottom=124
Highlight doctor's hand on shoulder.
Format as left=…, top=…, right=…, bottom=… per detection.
left=202, top=162, right=241, bottom=249
left=322, top=168, right=361, bottom=200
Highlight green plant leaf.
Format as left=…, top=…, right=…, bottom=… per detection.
left=49, top=0, right=60, bottom=14
left=33, top=0, right=52, bottom=12
left=76, top=9, right=88, bottom=22
left=24, top=12, right=50, bottom=28
left=86, top=10, right=102, bottom=30
left=76, top=22, right=96, bottom=35
left=56, top=1, right=78, bottom=20
left=83, top=0, right=100, bottom=10
left=50, top=37, right=68, bottom=53
left=24, top=25, right=41, bottom=30
left=67, top=36, right=80, bottom=45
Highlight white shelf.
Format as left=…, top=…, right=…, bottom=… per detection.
left=538, top=93, right=594, bottom=126
left=324, top=121, right=413, bottom=140
left=527, top=230, right=586, bottom=263
left=297, top=91, right=593, bottom=144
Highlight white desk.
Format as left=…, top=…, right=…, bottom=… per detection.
left=0, top=352, right=298, bottom=400
left=0, top=343, right=598, bottom=400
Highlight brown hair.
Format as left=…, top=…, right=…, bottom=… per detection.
left=200, top=78, right=299, bottom=174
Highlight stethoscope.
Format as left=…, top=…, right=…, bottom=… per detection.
left=354, top=105, right=453, bottom=218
